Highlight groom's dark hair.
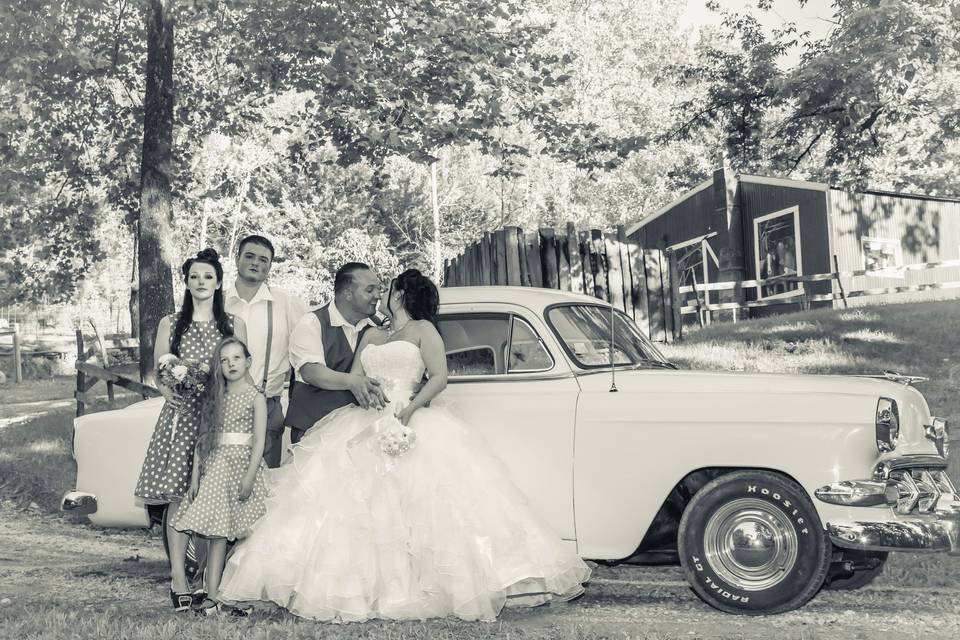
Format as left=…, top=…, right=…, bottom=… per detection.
left=334, top=262, right=372, bottom=294
left=237, top=234, right=275, bottom=260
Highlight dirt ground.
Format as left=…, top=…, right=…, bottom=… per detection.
left=2, top=504, right=958, bottom=640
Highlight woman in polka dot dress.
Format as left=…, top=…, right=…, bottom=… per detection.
left=173, top=337, right=268, bottom=616
left=134, top=248, right=246, bottom=612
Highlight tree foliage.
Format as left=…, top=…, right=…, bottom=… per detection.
left=671, top=0, right=960, bottom=192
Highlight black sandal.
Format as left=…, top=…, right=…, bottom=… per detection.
left=194, top=598, right=250, bottom=617
left=170, top=589, right=193, bottom=612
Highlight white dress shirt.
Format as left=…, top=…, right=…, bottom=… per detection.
left=289, top=301, right=378, bottom=378
left=224, top=282, right=308, bottom=397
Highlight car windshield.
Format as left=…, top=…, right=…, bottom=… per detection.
left=546, top=304, right=673, bottom=369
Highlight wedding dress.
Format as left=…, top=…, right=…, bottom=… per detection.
left=218, top=339, right=591, bottom=622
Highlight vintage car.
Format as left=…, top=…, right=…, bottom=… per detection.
left=63, top=286, right=958, bottom=615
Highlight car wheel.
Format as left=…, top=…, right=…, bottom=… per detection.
left=160, top=505, right=208, bottom=588
left=678, top=470, right=831, bottom=615
left=824, top=551, right=887, bottom=591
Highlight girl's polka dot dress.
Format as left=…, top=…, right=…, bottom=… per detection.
left=173, top=385, right=268, bottom=540
left=134, top=314, right=226, bottom=504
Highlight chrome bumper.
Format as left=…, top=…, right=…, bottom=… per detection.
left=818, top=454, right=960, bottom=554
left=828, top=515, right=960, bottom=555
left=61, top=491, right=98, bottom=515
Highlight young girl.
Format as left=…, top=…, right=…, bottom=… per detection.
left=173, top=336, right=269, bottom=615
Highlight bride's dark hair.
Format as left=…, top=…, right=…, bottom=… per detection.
left=390, top=269, right=439, bottom=330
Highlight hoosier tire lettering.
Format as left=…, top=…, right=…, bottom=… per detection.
left=746, top=484, right=809, bottom=535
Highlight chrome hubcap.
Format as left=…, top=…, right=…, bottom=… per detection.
left=702, top=498, right=798, bottom=591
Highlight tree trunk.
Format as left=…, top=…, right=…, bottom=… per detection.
left=137, top=0, right=177, bottom=381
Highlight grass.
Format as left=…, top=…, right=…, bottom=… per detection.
left=2, top=302, right=960, bottom=638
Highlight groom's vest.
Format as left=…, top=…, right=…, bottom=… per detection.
left=285, top=304, right=380, bottom=432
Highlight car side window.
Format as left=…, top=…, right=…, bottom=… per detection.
left=508, top=317, right=553, bottom=373
left=437, top=314, right=510, bottom=377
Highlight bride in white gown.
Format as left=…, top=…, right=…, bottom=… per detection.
left=218, top=269, right=591, bottom=622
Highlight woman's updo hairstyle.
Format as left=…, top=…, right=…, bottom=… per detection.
left=170, top=248, right=233, bottom=356
left=392, top=268, right=439, bottom=329
left=182, top=247, right=224, bottom=282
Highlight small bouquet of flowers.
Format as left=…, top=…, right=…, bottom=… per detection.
left=378, top=417, right=417, bottom=457
left=156, top=354, right=210, bottom=404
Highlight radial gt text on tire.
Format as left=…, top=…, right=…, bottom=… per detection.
left=677, top=470, right=831, bottom=615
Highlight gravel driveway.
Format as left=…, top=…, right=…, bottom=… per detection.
left=2, top=505, right=958, bottom=639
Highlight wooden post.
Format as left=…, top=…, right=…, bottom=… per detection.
left=691, top=275, right=705, bottom=328
left=540, top=228, right=560, bottom=289
left=518, top=231, right=531, bottom=287
left=75, top=329, right=86, bottom=416
left=522, top=230, right=541, bottom=287
left=666, top=250, right=683, bottom=341
left=494, top=229, right=508, bottom=285
left=603, top=231, right=625, bottom=312
left=12, top=329, right=22, bottom=384
left=578, top=230, right=593, bottom=296
left=833, top=254, right=848, bottom=309
left=566, top=222, right=584, bottom=295
left=627, top=241, right=650, bottom=336
left=590, top=230, right=608, bottom=301
left=504, top=226, right=522, bottom=286
left=479, top=233, right=493, bottom=286
left=557, top=226, right=571, bottom=291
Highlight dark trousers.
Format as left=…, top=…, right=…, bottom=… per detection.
left=290, top=427, right=306, bottom=446
left=262, top=396, right=286, bottom=468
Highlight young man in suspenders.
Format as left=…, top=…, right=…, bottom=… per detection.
left=224, top=235, right=308, bottom=468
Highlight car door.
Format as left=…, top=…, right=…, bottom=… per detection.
left=436, top=305, right=579, bottom=542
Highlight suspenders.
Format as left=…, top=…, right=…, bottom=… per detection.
left=260, top=298, right=273, bottom=395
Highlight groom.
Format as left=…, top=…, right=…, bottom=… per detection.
left=285, top=262, right=388, bottom=444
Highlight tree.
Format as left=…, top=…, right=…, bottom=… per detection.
left=668, top=0, right=960, bottom=193
left=137, top=0, right=177, bottom=377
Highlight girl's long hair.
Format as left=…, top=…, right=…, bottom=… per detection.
left=196, top=336, right=252, bottom=463
left=171, top=248, right=233, bottom=356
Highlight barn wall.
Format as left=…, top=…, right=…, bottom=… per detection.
left=829, top=190, right=960, bottom=306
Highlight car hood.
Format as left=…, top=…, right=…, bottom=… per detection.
left=574, top=368, right=937, bottom=453
left=577, top=368, right=925, bottom=402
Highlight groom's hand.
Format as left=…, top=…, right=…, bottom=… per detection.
left=349, top=374, right=388, bottom=410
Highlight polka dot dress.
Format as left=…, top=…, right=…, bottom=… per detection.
left=134, top=314, right=227, bottom=505
left=172, top=385, right=268, bottom=540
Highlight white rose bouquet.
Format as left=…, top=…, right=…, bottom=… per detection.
left=378, top=417, right=417, bottom=457
left=157, top=354, right=210, bottom=404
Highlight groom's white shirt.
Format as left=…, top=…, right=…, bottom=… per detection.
left=224, top=282, right=308, bottom=397
left=289, top=300, right=378, bottom=378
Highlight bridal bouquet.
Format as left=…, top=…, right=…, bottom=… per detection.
left=156, top=354, right=210, bottom=402
left=379, top=416, right=417, bottom=457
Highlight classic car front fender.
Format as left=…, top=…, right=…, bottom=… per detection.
left=572, top=375, right=888, bottom=560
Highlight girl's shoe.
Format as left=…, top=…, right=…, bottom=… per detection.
left=191, top=588, right=207, bottom=606
left=170, top=589, right=193, bottom=612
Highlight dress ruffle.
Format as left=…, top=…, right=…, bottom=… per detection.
left=218, top=401, right=591, bottom=622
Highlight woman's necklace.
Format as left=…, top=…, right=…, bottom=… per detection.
left=389, top=317, right=410, bottom=336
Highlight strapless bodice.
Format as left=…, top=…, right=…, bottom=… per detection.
left=360, top=341, right=425, bottom=399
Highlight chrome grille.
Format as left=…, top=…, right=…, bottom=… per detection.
left=882, top=467, right=959, bottom=515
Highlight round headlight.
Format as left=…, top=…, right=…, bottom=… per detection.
left=876, top=397, right=899, bottom=453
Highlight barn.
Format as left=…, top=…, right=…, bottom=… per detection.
left=625, top=168, right=960, bottom=316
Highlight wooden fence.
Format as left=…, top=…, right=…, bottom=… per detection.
left=443, top=223, right=682, bottom=342
left=0, top=328, right=23, bottom=383
left=444, top=224, right=960, bottom=343
left=672, top=256, right=960, bottom=340
left=74, top=331, right=159, bottom=416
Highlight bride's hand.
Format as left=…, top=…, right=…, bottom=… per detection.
left=397, top=406, right=415, bottom=426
